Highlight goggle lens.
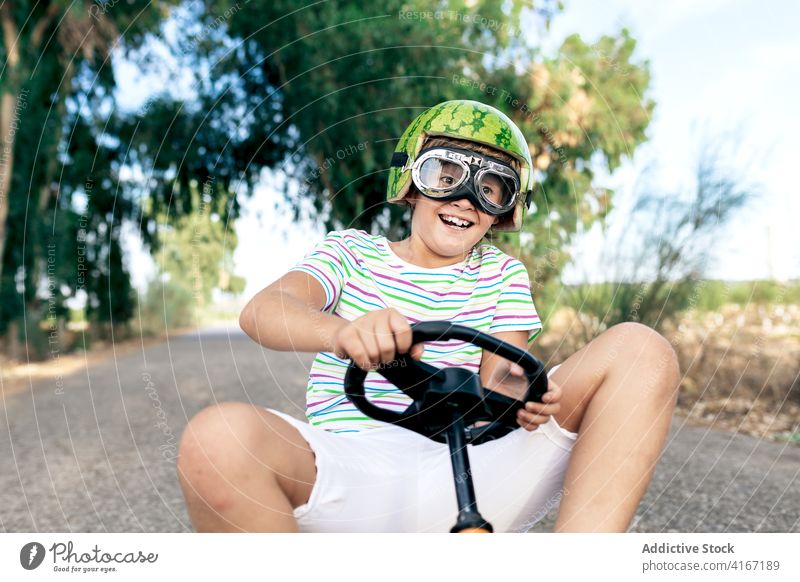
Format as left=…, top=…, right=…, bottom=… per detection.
left=417, top=158, right=466, bottom=192
left=476, top=172, right=517, bottom=209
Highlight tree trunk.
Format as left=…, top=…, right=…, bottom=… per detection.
left=0, top=91, right=17, bottom=278
left=6, top=319, right=20, bottom=362
left=0, top=2, right=21, bottom=282
left=1, top=0, right=60, bottom=284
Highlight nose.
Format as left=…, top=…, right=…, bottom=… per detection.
left=449, top=196, right=476, bottom=212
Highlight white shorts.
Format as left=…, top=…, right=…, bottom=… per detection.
left=267, top=366, right=576, bottom=533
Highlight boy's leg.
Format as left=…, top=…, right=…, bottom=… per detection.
left=177, top=402, right=317, bottom=532
left=549, top=322, right=680, bottom=532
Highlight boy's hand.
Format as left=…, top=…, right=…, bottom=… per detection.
left=485, top=361, right=563, bottom=432
left=516, top=373, right=562, bottom=432
left=332, top=308, right=424, bottom=371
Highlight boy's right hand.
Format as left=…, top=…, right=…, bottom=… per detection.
left=332, top=308, right=424, bottom=371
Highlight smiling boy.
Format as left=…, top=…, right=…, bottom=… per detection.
left=177, top=100, right=680, bottom=532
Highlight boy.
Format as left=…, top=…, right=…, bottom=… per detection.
left=177, top=100, right=680, bottom=532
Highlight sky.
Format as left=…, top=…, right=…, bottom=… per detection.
left=118, top=0, right=800, bottom=300
left=548, top=0, right=800, bottom=284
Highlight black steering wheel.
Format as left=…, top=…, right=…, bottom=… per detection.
left=343, top=321, right=549, bottom=446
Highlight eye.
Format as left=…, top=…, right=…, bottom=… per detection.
left=440, top=175, right=455, bottom=186
left=480, top=174, right=507, bottom=203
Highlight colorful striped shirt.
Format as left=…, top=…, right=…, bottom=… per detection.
left=288, top=228, right=542, bottom=433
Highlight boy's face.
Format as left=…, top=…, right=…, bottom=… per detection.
left=407, top=189, right=499, bottom=259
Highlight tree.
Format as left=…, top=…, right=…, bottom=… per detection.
left=134, top=175, right=244, bottom=334
left=151, top=177, right=244, bottom=310
left=0, top=1, right=180, bottom=351
left=181, top=0, right=653, bottom=291
left=1, top=0, right=656, bottom=357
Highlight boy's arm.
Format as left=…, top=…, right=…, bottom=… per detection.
left=239, top=270, right=348, bottom=354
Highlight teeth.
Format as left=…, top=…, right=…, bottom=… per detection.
left=440, top=214, right=471, bottom=228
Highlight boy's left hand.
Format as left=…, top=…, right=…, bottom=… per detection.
left=506, top=363, right=563, bottom=432
left=485, top=362, right=562, bottom=432
left=516, top=375, right=562, bottom=431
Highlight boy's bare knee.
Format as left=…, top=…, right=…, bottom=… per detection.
left=177, top=402, right=275, bottom=508
left=608, top=322, right=673, bottom=358
left=177, top=403, right=314, bottom=513
left=607, top=322, right=680, bottom=396
left=179, top=402, right=255, bottom=461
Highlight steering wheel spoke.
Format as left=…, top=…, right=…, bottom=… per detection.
left=372, top=353, right=441, bottom=401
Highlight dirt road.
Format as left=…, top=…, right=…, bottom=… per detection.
left=1, top=325, right=797, bottom=532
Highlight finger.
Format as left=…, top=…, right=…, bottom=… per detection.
left=374, top=316, right=398, bottom=363
left=524, top=402, right=561, bottom=416
left=517, top=410, right=549, bottom=427
left=546, top=381, right=562, bottom=400
left=389, top=310, right=413, bottom=355
left=541, top=390, right=561, bottom=404
left=518, top=408, right=551, bottom=421
left=348, top=345, right=372, bottom=371
left=518, top=421, right=541, bottom=432
left=537, top=389, right=561, bottom=406
left=356, top=327, right=382, bottom=368
left=410, top=343, right=425, bottom=360
left=510, top=363, right=525, bottom=376
left=525, top=401, right=561, bottom=414
left=517, top=415, right=546, bottom=431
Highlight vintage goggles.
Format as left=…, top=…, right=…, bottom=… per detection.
left=406, top=147, right=521, bottom=216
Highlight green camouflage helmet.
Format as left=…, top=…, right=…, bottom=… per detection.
left=387, top=99, right=533, bottom=231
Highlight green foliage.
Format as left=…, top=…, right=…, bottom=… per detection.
left=151, top=178, right=243, bottom=308
left=1, top=0, right=654, bottom=349
left=695, top=279, right=800, bottom=311
left=0, top=1, right=181, bottom=338
left=136, top=278, right=196, bottom=336
left=730, top=280, right=797, bottom=306
left=692, top=280, right=733, bottom=312
left=560, top=278, right=800, bottom=343
left=179, top=0, right=652, bottom=289
left=222, top=273, right=246, bottom=295
left=563, top=280, right=701, bottom=342
left=132, top=177, right=245, bottom=336
left=17, top=305, right=55, bottom=362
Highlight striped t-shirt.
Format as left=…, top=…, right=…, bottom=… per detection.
left=288, top=228, right=542, bottom=433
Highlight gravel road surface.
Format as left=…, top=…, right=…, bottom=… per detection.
left=1, top=325, right=797, bottom=532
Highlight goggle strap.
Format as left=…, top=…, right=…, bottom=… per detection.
left=390, top=152, right=409, bottom=168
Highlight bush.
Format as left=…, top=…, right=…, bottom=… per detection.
left=557, top=132, right=756, bottom=342
left=693, top=280, right=800, bottom=311
left=560, top=279, right=703, bottom=344
left=135, top=278, right=197, bottom=337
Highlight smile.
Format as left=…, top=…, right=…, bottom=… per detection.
left=439, top=214, right=474, bottom=230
